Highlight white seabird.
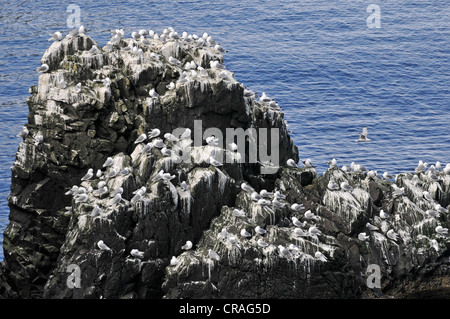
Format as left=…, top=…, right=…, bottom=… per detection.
left=303, top=158, right=315, bottom=168
left=232, top=209, right=246, bottom=218
left=148, top=128, right=161, bottom=139
left=97, top=240, right=111, bottom=251
left=366, top=223, right=379, bottom=231
left=257, top=238, right=269, bottom=248
left=358, top=232, right=370, bottom=241
left=292, top=217, right=304, bottom=227
left=286, top=159, right=297, bottom=168
left=74, top=82, right=82, bottom=93
left=380, top=210, right=390, bottom=219
left=386, top=229, right=398, bottom=241
left=240, top=228, right=251, bottom=238
left=48, top=31, right=63, bottom=42
left=423, top=191, right=433, bottom=202
left=435, top=226, right=448, bottom=235
left=340, top=181, right=353, bottom=192
left=356, top=126, right=371, bottom=142
left=135, top=133, right=147, bottom=144
left=208, top=249, right=220, bottom=261
left=209, top=156, right=223, bottom=167
left=102, top=157, right=113, bottom=168
left=315, top=251, right=328, bottom=262
left=130, top=249, right=144, bottom=259
left=36, top=64, right=49, bottom=73
left=241, top=183, right=254, bottom=193
left=170, top=256, right=179, bottom=266
left=291, top=203, right=304, bottom=212
left=149, top=88, right=159, bottom=98
left=327, top=180, right=339, bottom=191
left=81, top=168, right=94, bottom=181
left=181, top=240, right=193, bottom=250
left=255, top=226, right=267, bottom=235
left=308, top=225, right=322, bottom=236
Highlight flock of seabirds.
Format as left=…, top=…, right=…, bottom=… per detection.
left=18, top=25, right=450, bottom=269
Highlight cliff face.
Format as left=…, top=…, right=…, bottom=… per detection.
left=0, top=29, right=449, bottom=299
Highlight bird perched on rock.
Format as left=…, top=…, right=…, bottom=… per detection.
left=327, top=180, right=339, bottom=190
left=170, top=256, right=179, bottom=266
left=232, top=209, right=246, bottom=218
left=103, top=157, right=113, bottom=168
left=240, top=228, right=251, bottom=238
left=380, top=210, right=390, bottom=219
left=81, top=168, right=94, bottom=181
left=208, top=249, right=220, bottom=261
left=181, top=240, right=193, bottom=250
left=257, top=238, right=269, bottom=248
left=386, top=229, right=398, bottom=241
left=130, top=249, right=144, bottom=259
left=291, top=203, right=304, bottom=212
left=97, top=240, right=111, bottom=251
left=315, top=251, right=328, bottom=262
left=286, top=159, right=297, bottom=168
left=255, top=226, right=267, bottom=235
left=48, top=31, right=63, bottom=42
left=303, top=158, right=315, bottom=168
left=366, top=223, right=379, bottom=231
left=358, top=232, right=370, bottom=241
left=148, top=128, right=161, bottom=139
left=340, top=181, right=353, bottom=192
left=135, top=133, right=147, bottom=144
left=435, top=226, right=448, bottom=235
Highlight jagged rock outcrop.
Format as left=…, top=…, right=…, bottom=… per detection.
left=0, top=28, right=448, bottom=299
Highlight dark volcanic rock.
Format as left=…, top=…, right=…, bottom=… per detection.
left=0, top=29, right=449, bottom=299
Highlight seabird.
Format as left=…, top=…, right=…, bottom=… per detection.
left=255, top=226, right=267, bottom=235
left=380, top=210, right=390, bottom=219
left=303, top=158, right=315, bottom=168
left=327, top=180, right=339, bottom=190
left=240, top=228, right=251, bottom=238
left=232, top=209, right=246, bottom=218
left=292, top=216, right=303, bottom=227
left=148, top=128, right=161, bottom=139
left=291, top=203, right=304, bottom=212
left=206, top=136, right=219, bottom=146
left=356, top=126, right=371, bottom=142
left=180, top=181, right=188, bottom=191
left=149, top=88, right=159, bottom=98
left=97, top=240, right=111, bottom=251
left=426, top=209, right=440, bottom=218
left=308, top=225, right=322, bottom=236
left=435, top=226, right=448, bottom=235
left=181, top=241, right=193, bottom=250
left=111, top=193, right=122, bottom=205
left=170, top=256, right=179, bottom=266
left=130, top=249, right=144, bottom=259
left=208, top=249, right=220, bottom=261
left=91, top=205, right=101, bottom=217
left=74, top=83, right=82, bottom=93
left=180, top=128, right=191, bottom=139
left=36, top=64, right=49, bottom=73
left=294, top=227, right=308, bottom=237
left=423, top=191, right=433, bottom=202
left=366, top=223, right=379, bottom=231
left=241, top=183, right=254, bottom=193
left=358, top=232, right=370, bottom=241
left=286, top=159, right=297, bottom=168
left=48, top=31, right=63, bottom=42
left=257, top=238, right=269, bottom=248
left=383, top=172, right=394, bottom=180
left=340, top=181, right=353, bottom=192
left=386, top=229, right=398, bottom=241
left=315, top=251, right=328, bottom=262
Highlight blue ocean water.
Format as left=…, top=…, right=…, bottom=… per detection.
left=0, top=0, right=448, bottom=261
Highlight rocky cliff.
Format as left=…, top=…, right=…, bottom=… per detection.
left=0, top=28, right=449, bottom=299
